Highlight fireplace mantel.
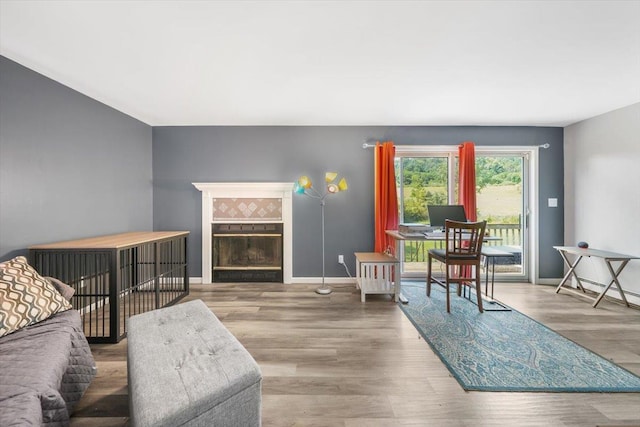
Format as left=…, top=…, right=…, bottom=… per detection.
left=193, top=182, right=293, bottom=284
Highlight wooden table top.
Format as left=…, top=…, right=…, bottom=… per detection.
left=354, top=252, right=399, bottom=263
left=29, top=231, right=189, bottom=250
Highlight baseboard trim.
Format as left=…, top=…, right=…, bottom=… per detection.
left=291, top=277, right=357, bottom=285
left=535, top=278, right=563, bottom=286
left=536, top=278, right=640, bottom=308
left=189, top=277, right=356, bottom=285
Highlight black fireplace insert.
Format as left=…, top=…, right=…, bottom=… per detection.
left=212, top=223, right=283, bottom=282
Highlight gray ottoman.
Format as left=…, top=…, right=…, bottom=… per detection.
left=127, top=299, right=262, bottom=427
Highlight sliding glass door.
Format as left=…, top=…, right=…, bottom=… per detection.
left=396, top=147, right=529, bottom=282
left=475, top=154, right=527, bottom=279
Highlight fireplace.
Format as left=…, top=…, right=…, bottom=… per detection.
left=193, top=182, right=293, bottom=284
left=212, top=223, right=283, bottom=282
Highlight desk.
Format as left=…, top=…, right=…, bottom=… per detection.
left=554, top=246, right=639, bottom=308
left=385, top=230, right=504, bottom=303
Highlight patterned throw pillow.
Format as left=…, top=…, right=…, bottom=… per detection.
left=0, top=256, right=72, bottom=337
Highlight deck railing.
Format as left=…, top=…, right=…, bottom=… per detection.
left=484, top=223, right=521, bottom=246
left=403, top=223, right=521, bottom=263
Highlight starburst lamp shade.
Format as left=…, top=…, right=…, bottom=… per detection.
left=293, top=172, right=348, bottom=295
left=293, top=173, right=347, bottom=196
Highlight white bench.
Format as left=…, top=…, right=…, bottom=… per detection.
left=127, top=299, right=262, bottom=427
left=355, top=252, right=400, bottom=302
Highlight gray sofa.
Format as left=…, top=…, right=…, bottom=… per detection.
left=0, top=257, right=96, bottom=427
left=0, top=286, right=96, bottom=426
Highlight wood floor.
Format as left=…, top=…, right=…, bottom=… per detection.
left=70, top=281, right=640, bottom=427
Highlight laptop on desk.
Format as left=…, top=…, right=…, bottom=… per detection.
left=427, top=205, right=468, bottom=231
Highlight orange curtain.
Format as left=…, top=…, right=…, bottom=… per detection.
left=374, top=141, right=399, bottom=254
left=458, top=141, right=477, bottom=221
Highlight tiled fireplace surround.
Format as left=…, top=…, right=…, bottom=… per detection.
left=193, top=182, right=293, bottom=284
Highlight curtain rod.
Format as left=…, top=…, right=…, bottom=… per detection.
left=362, top=141, right=550, bottom=149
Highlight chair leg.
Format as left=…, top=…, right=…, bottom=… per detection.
left=445, top=265, right=451, bottom=313
left=426, top=255, right=432, bottom=297
left=475, top=266, right=484, bottom=313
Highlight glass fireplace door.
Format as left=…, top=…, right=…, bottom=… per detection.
left=212, top=223, right=283, bottom=282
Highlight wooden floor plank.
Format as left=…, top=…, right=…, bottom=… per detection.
left=70, top=281, right=640, bottom=426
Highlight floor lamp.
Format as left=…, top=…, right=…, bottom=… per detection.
left=294, top=172, right=348, bottom=295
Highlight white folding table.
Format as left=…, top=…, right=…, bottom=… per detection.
left=553, top=246, right=639, bottom=308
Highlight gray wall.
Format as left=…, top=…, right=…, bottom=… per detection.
left=0, top=55, right=563, bottom=278
left=153, top=126, right=564, bottom=279
left=0, top=56, right=153, bottom=260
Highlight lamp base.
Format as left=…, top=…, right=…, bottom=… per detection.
left=315, top=286, right=332, bottom=295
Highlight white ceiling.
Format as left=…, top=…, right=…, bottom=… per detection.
left=1, top=0, right=639, bottom=127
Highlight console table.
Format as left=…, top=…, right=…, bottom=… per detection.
left=30, top=231, right=189, bottom=343
left=553, top=246, right=639, bottom=308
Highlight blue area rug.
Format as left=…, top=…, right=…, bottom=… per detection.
left=399, top=283, right=640, bottom=392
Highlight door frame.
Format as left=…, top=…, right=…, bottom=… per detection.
left=395, top=145, right=540, bottom=284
